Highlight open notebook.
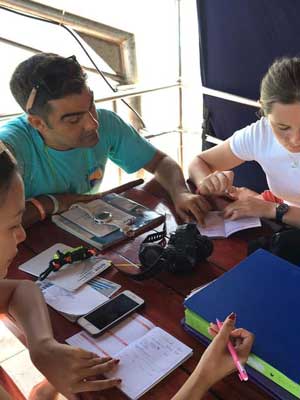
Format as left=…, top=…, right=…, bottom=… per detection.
left=67, top=314, right=193, bottom=399
left=198, top=211, right=261, bottom=238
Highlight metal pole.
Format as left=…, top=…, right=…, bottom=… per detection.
left=177, top=0, right=184, bottom=168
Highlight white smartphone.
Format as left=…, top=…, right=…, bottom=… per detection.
left=77, top=290, right=145, bottom=336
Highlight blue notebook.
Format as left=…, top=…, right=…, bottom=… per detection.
left=184, top=249, right=300, bottom=385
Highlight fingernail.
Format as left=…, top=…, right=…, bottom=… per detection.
left=229, top=312, right=236, bottom=321
left=114, top=359, right=120, bottom=364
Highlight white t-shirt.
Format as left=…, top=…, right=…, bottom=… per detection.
left=229, top=117, right=300, bottom=206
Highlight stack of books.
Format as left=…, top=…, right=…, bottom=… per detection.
left=52, top=193, right=164, bottom=250
left=183, top=249, right=300, bottom=400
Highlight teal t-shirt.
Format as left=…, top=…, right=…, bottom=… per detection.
left=0, top=109, right=156, bottom=199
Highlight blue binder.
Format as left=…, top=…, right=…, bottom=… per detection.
left=184, top=249, right=300, bottom=385
left=182, top=322, right=296, bottom=400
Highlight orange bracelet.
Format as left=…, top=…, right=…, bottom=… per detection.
left=28, top=198, right=46, bottom=221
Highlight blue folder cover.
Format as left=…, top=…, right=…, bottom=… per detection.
left=184, top=249, right=300, bottom=384
left=182, top=321, right=297, bottom=400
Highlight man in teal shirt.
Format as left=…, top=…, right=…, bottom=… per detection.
left=0, top=53, right=211, bottom=226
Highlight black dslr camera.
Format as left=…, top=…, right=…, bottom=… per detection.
left=115, top=223, right=213, bottom=280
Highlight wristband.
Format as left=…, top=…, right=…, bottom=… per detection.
left=45, top=194, right=60, bottom=214
left=28, top=198, right=46, bottom=221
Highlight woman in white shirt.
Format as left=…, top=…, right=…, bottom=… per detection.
left=189, top=57, right=300, bottom=227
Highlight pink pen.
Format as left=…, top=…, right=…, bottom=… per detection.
left=216, top=318, right=248, bottom=382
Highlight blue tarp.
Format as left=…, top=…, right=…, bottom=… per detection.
left=197, top=0, right=300, bottom=192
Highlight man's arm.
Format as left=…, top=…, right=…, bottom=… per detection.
left=144, top=151, right=212, bottom=225
left=23, top=192, right=104, bottom=228
left=23, top=181, right=144, bottom=228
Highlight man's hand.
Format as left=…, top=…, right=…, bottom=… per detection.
left=223, top=197, right=276, bottom=220
left=195, top=314, right=254, bottom=389
left=173, top=191, right=212, bottom=226
left=30, top=339, right=121, bottom=399
left=196, top=171, right=234, bottom=196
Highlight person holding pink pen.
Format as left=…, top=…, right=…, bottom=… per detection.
left=216, top=317, right=249, bottom=382
left=172, top=313, right=254, bottom=400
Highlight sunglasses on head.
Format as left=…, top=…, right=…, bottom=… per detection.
left=25, top=55, right=80, bottom=114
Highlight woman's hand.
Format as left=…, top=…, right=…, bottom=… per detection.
left=171, top=314, right=254, bottom=400
left=30, top=339, right=121, bottom=399
left=195, top=313, right=254, bottom=389
left=223, top=197, right=276, bottom=220
left=196, top=171, right=234, bottom=196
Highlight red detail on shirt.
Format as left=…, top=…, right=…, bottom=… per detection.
left=261, top=190, right=283, bottom=204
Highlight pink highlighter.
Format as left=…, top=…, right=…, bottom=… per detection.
left=216, top=318, right=248, bottom=382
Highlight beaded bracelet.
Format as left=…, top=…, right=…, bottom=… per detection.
left=45, top=194, right=60, bottom=214
left=28, top=198, right=46, bottom=221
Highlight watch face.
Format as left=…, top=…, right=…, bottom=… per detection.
left=276, top=203, right=289, bottom=223
left=94, top=211, right=112, bottom=224
left=277, top=203, right=289, bottom=213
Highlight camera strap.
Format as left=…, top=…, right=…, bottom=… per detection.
left=142, top=221, right=167, bottom=245
left=112, top=221, right=168, bottom=280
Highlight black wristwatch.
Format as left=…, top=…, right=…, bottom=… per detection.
left=275, top=203, right=289, bottom=223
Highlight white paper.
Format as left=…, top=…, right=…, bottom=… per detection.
left=224, top=216, right=261, bottom=236
left=47, top=258, right=111, bottom=291
left=42, top=284, right=108, bottom=316
left=19, top=243, right=70, bottom=277
left=67, top=314, right=155, bottom=357
left=106, top=327, right=192, bottom=399
left=198, top=211, right=261, bottom=238
left=66, top=315, right=192, bottom=400
left=19, top=243, right=111, bottom=291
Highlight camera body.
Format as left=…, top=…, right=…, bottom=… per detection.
left=137, top=223, right=213, bottom=280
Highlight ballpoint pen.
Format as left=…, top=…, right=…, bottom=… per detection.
left=216, top=318, right=248, bottom=382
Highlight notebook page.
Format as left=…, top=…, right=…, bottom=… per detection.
left=106, top=327, right=193, bottom=400
left=224, top=216, right=261, bottom=237
left=66, top=314, right=155, bottom=357
left=197, top=211, right=226, bottom=237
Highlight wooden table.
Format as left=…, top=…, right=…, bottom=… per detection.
left=5, top=180, right=274, bottom=400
